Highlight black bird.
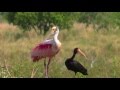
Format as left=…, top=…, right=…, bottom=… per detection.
left=65, top=48, right=88, bottom=75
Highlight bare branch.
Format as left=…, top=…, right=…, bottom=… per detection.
left=4, top=60, right=12, bottom=77
left=31, top=68, right=38, bottom=78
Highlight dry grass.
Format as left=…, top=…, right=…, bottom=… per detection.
left=0, top=23, right=120, bottom=78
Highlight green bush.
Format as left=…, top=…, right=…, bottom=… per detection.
left=6, top=12, right=78, bottom=35
left=78, top=12, right=120, bottom=30
left=5, top=12, right=120, bottom=33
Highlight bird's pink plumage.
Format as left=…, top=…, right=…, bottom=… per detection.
left=31, top=43, right=59, bottom=62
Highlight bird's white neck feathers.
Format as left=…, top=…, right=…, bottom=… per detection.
left=53, top=27, right=61, bottom=48
left=53, top=28, right=59, bottom=41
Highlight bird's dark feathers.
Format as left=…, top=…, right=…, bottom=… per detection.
left=65, top=59, right=88, bottom=75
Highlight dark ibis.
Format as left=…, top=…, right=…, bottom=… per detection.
left=65, top=48, right=88, bottom=75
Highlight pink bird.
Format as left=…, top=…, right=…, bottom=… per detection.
left=31, top=26, right=61, bottom=78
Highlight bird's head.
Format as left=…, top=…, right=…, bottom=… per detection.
left=74, top=48, right=88, bottom=60
left=45, top=26, right=59, bottom=40
left=51, top=26, right=59, bottom=36
left=74, top=48, right=79, bottom=54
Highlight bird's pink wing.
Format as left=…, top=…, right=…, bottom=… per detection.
left=31, top=42, right=53, bottom=62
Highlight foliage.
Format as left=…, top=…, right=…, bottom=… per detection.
left=5, top=12, right=78, bottom=35
left=4, top=12, right=120, bottom=34
left=78, top=12, right=120, bottom=30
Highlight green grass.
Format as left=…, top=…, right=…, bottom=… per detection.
left=0, top=23, right=120, bottom=78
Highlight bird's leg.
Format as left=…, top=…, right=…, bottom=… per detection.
left=45, top=58, right=51, bottom=78
left=75, top=72, right=77, bottom=76
left=44, top=59, right=48, bottom=78
left=44, top=59, right=46, bottom=68
left=74, top=72, right=77, bottom=78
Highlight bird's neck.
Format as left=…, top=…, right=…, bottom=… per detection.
left=53, top=33, right=59, bottom=41
left=53, top=30, right=61, bottom=45
left=70, top=53, right=76, bottom=60
left=53, top=29, right=61, bottom=48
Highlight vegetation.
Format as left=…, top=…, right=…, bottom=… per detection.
left=6, top=12, right=78, bottom=35
left=0, top=22, right=120, bottom=78
left=0, top=12, right=120, bottom=78
left=5, top=12, right=120, bottom=33
left=78, top=12, right=120, bottom=31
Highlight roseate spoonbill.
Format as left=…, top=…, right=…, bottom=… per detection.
left=31, top=26, right=61, bottom=78
left=65, top=48, right=88, bottom=76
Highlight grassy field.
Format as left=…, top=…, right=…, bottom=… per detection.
left=0, top=23, right=120, bottom=78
